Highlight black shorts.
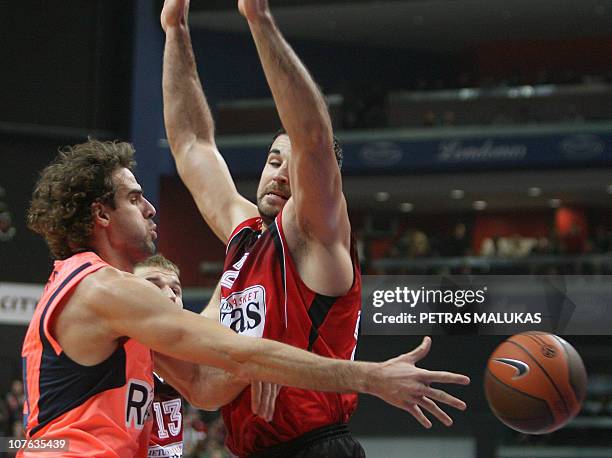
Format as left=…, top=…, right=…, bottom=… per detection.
left=247, top=424, right=366, bottom=458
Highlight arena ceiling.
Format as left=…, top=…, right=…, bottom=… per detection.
left=189, top=0, right=612, bottom=51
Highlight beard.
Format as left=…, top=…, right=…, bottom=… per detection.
left=256, top=196, right=280, bottom=226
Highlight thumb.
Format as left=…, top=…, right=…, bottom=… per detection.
left=406, top=336, right=431, bottom=363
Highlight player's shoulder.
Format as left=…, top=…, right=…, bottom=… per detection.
left=76, top=266, right=135, bottom=303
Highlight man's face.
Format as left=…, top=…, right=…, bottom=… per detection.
left=134, top=265, right=183, bottom=308
left=106, top=168, right=157, bottom=263
left=256, top=134, right=292, bottom=224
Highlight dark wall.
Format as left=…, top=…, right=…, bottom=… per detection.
left=1, top=0, right=137, bottom=283
left=1, top=0, right=135, bottom=137
left=0, top=137, right=73, bottom=283
left=191, top=28, right=457, bottom=102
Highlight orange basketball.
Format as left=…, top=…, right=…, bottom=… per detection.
left=484, top=332, right=587, bottom=434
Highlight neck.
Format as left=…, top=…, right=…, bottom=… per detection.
left=92, top=241, right=136, bottom=273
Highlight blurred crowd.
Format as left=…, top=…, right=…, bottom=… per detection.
left=339, top=69, right=612, bottom=130
left=357, top=220, right=612, bottom=275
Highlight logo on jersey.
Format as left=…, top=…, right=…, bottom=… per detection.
left=220, top=253, right=250, bottom=289
left=125, top=379, right=154, bottom=430
left=220, top=285, right=266, bottom=337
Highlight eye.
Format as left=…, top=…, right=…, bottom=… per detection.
left=269, top=160, right=281, bottom=167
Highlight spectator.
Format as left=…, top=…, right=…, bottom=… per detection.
left=442, top=110, right=456, bottom=126
left=442, top=223, right=471, bottom=257
left=5, top=379, right=24, bottom=431
left=561, top=223, right=587, bottom=254
left=0, top=397, right=9, bottom=436
left=423, top=109, right=437, bottom=127
left=591, top=225, right=611, bottom=253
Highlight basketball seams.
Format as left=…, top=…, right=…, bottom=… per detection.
left=506, top=339, right=570, bottom=417
left=485, top=369, right=554, bottom=433
left=550, top=334, right=583, bottom=407
left=485, top=368, right=552, bottom=407
left=523, top=332, right=549, bottom=347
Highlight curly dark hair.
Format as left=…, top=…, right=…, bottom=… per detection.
left=268, top=128, right=343, bottom=169
left=27, top=139, right=136, bottom=259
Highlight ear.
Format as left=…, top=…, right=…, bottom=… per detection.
left=91, top=202, right=111, bottom=228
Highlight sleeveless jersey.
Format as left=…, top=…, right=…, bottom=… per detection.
left=148, top=373, right=183, bottom=458
left=19, top=251, right=154, bottom=458
left=219, top=211, right=361, bottom=457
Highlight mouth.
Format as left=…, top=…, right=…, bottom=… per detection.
left=150, top=225, right=158, bottom=240
left=266, top=191, right=289, bottom=201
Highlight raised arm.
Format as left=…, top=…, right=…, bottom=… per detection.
left=161, top=0, right=256, bottom=242
left=239, top=0, right=348, bottom=245
left=83, top=268, right=470, bottom=425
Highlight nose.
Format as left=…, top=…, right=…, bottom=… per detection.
left=272, top=164, right=289, bottom=185
left=143, top=197, right=156, bottom=219
left=163, top=286, right=177, bottom=303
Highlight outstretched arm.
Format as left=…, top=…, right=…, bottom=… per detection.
left=83, top=268, right=470, bottom=426
left=239, top=0, right=348, bottom=246
left=161, top=0, right=257, bottom=242
left=154, top=283, right=248, bottom=410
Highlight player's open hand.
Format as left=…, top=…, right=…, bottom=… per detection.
left=161, top=0, right=189, bottom=32
left=238, top=0, right=270, bottom=21
left=251, top=381, right=281, bottom=422
left=371, top=337, right=470, bottom=428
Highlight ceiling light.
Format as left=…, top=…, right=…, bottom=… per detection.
left=473, top=200, right=487, bottom=210
left=549, top=198, right=561, bottom=208
left=399, top=202, right=414, bottom=213
left=375, top=191, right=390, bottom=202
left=528, top=187, right=542, bottom=197
left=450, top=189, right=465, bottom=199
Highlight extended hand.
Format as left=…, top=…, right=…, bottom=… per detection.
left=161, top=0, right=189, bottom=32
left=372, top=337, right=470, bottom=428
left=238, top=0, right=270, bottom=21
left=251, top=381, right=281, bottom=422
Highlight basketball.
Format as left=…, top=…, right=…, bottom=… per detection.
left=484, top=331, right=587, bottom=434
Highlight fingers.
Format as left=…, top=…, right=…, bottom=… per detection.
left=260, top=383, right=274, bottom=422
left=422, top=370, right=470, bottom=386
left=252, top=382, right=281, bottom=422
left=405, top=402, right=432, bottom=429
left=423, top=387, right=467, bottom=411
left=417, top=396, right=453, bottom=427
left=263, top=383, right=281, bottom=422
left=250, top=381, right=263, bottom=416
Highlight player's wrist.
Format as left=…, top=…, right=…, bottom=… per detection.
left=354, top=361, right=381, bottom=395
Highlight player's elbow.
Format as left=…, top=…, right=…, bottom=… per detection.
left=184, top=392, right=222, bottom=411
left=294, top=127, right=334, bottom=157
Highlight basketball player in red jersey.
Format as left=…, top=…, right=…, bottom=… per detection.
left=161, top=0, right=470, bottom=456
left=20, top=139, right=468, bottom=457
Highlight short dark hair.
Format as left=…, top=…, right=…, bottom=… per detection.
left=268, top=128, right=343, bottom=169
left=135, top=254, right=181, bottom=277
left=27, top=139, right=136, bottom=259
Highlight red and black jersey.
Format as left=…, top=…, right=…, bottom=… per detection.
left=148, top=373, right=183, bottom=458
left=219, top=210, right=361, bottom=457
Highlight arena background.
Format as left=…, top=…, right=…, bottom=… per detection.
left=1, top=1, right=612, bottom=456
